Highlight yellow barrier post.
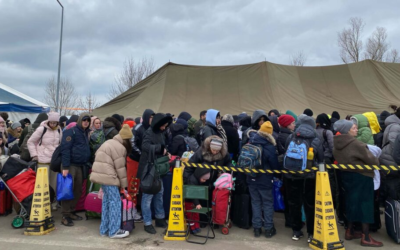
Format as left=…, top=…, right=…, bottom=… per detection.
left=164, top=161, right=188, bottom=241
left=309, top=164, right=344, bottom=250
left=24, top=167, right=55, bottom=236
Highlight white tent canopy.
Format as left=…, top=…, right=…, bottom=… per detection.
left=0, top=82, right=50, bottom=122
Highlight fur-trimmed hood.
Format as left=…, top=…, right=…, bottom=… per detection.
left=257, top=131, right=276, bottom=146
left=201, top=135, right=228, bottom=162
left=7, top=127, right=21, bottom=139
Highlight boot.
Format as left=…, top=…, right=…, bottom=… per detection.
left=155, top=218, right=167, bottom=228
left=360, top=234, right=383, bottom=247
left=254, top=228, right=261, bottom=238
left=345, top=228, right=362, bottom=240
left=144, top=225, right=156, bottom=234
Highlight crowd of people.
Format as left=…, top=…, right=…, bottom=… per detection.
left=0, top=105, right=399, bottom=247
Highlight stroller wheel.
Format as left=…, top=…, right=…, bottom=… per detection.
left=221, top=226, right=229, bottom=235
left=12, top=215, right=25, bottom=229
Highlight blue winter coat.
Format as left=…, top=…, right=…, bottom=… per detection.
left=61, top=114, right=91, bottom=169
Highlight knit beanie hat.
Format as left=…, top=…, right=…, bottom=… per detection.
left=278, top=114, right=295, bottom=128
left=222, top=114, right=234, bottom=124
left=285, top=110, right=298, bottom=122
left=258, top=121, right=273, bottom=135
left=112, top=114, right=123, bottom=124
left=210, top=138, right=223, bottom=151
left=194, top=168, right=211, bottom=181
left=125, top=117, right=135, bottom=122
left=304, top=108, right=314, bottom=117
left=119, top=124, right=133, bottom=139
left=333, top=120, right=353, bottom=135
left=48, top=112, right=60, bottom=122
left=11, top=122, right=21, bottom=130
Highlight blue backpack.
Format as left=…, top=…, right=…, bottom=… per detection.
left=284, top=135, right=309, bottom=171
left=237, top=143, right=262, bottom=178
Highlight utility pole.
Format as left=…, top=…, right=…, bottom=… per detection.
left=56, top=0, right=64, bottom=112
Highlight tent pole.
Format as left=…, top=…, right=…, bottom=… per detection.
left=56, top=0, right=64, bottom=113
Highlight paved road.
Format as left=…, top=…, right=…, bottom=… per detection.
left=0, top=209, right=398, bottom=250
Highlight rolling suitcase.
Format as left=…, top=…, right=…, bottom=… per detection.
left=212, top=189, right=230, bottom=225
left=385, top=199, right=400, bottom=243
left=85, top=183, right=102, bottom=219
left=232, top=193, right=252, bottom=229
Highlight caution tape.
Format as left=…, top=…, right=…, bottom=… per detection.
left=181, top=162, right=400, bottom=174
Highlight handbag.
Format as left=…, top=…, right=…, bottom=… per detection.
left=140, top=146, right=162, bottom=195
left=155, top=156, right=170, bottom=177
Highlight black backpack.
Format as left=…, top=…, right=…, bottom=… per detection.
left=50, top=128, right=73, bottom=173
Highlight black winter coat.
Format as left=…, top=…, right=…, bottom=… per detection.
left=130, top=109, right=154, bottom=162
left=221, top=120, right=240, bottom=161
left=201, top=122, right=220, bottom=142
left=277, top=127, right=292, bottom=155
left=169, top=123, right=187, bottom=157
left=137, top=113, right=172, bottom=181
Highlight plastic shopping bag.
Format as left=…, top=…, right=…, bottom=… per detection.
left=57, top=173, right=74, bottom=201
left=273, top=178, right=285, bottom=211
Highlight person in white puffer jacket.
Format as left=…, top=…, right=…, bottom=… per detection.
left=27, top=111, right=62, bottom=209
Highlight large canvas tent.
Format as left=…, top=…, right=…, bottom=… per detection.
left=94, top=60, right=400, bottom=119
left=0, top=82, right=50, bottom=122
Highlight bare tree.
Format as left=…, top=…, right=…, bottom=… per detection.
left=108, top=57, right=156, bottom=100
left=386, top=49, right=400, bottom=63
left=44, top=76, right=78, bottom=116
left=78, top=92, right=100, bottom=113
left=364, top=27, right=389, bottom=61
left=337, top=17, right=365, bottom=63
left=290, top=51, right=307, bottom=66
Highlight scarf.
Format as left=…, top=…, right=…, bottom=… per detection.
left=216, top=124, right=227, bottom=143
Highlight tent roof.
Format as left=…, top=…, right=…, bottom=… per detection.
left=93, top=60, right=400, bottom=119
left=0, top=82, right=50, bottom=113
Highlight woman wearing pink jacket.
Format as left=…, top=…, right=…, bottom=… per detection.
left=27, top=112, right=62, bottom=209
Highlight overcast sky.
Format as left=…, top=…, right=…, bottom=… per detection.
left=0, top=0, right=399, bottom=106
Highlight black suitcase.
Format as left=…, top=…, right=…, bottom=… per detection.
left=385, top=199, right=400, bottom=243
left=232, top=193, right=252, bottom=229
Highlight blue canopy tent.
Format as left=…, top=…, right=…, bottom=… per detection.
left=0, top=82, right=50, bottom=122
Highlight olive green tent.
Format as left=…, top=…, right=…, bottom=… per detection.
left=93, top=60, right=400, bottom=119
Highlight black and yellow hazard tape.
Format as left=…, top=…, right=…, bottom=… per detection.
left=181, top=162, right=400, bottom=174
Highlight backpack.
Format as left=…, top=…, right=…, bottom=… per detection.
left=50, top=129, right=74, bottom=173
left=90, top=130, right=105, bottom=154
left=214, top=173, right=235, bottom=190
left=237, top=143, right=262, bottom=178
left=284, top=135, right=310, bottom=171
left=178, top=135, right=199, bottom=151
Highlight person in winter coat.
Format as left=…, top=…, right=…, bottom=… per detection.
left=89, top=117, right=105, bottom=162
left=201, top=109, right=223, bottom=142
left=242, top=110, right=269, bottom=144
left=194, top=110, right=207, bottom=136
left=19, top=113, right=48, bottom=147
left=221, top=114, right=240, bottom=161
left=247, top=121, right=279, bottom=238
left=284, top=115, right=324, bottom=242
left=59, top=116, right=68, bottom=130
left=178, top=111, right=196, bottom=137
left=0, top=132, right=9, bottom=156
left=66, top=115, right=79, bottom=127
left=333, top=120, right=383, bottom=247
left=103, top=117, right=121, bottom=141
left=27, top=112, right=62, bottom=209
left=137, top=113, right=172, bottom=234
left=315, top=114, right=334, bottom=162
left=60, top=113, right=91, bottom=227
left=7, top=122, right=22, bottom=148
left=268, top=109, right=280, bottom=117
left=0, top=112, right=9, bottom=128
left=130, top=109, right=155, bottom=162
left=184, top=136, right=232, bottom=184
left=331, top=111, right=340, bottom=127
left=379, top=114, right=400, bottom=201
left=351, top=114, right=374, bottom=145
left=268, top=115, right=280, bottom=140
left=303, top=108, right=313, bottom=117
left=277, top=114, right=295, bottom=155
left=90, top=124, right=132, bottom=239
left=375, top=111, right=390, bottom=148
left=0, top=116, right=7, bottom=145
left=238, top=115, right=251, bottom=140
left=169, top=120, right=188, bottom=157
